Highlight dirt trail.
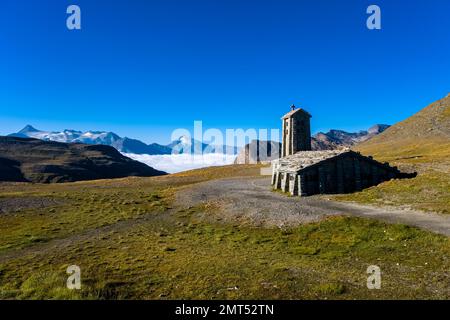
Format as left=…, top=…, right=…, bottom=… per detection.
left=176, top=177, right=450, bottom=236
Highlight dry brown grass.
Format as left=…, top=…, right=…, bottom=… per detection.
left=338, top=94, right=450, bottom=213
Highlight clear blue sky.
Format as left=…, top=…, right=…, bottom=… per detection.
left=1, top=0, right=449, bottom=144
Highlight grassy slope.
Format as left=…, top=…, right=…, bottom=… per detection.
left=335, top=94, right=450, bottom=213
left=0, top=165, right=449, bottom=299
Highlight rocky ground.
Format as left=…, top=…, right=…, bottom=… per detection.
left=0, top=197, right=63, bottom=214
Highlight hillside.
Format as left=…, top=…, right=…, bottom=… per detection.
left=337, top=94, right=450, bottom=213
left=0, top=136, right=166, bottom=183
left=355, top=94, right=450, bottom=171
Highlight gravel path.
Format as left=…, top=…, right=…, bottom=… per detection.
left=176, top=177, right=450, bottom=236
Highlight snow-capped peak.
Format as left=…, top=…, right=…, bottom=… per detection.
left=19, top=125, right=40, bottom=133
left=11, top=126, right=121, bottom=145
left=178, top=135, right=192, bottom=145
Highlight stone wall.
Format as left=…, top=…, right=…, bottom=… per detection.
left=272, top=152, right=415, bottom=196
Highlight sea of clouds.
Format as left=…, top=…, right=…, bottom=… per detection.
left=123, top=153, right=237, bottom=174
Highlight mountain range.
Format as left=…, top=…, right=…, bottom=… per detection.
left=9, top=124, right=388, bottom=162
left=234, top=124, right=390, bottom=164
left=8, top=125, right=239, bottom=155
left=311, top=124, right=390, bottom=150
left=9, top=125, right=173, bottom=155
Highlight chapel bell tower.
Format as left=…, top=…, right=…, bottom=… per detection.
left=281, top=104, right=312, bottom=157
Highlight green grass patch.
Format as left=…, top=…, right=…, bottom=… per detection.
left=0, top=165, right=448, bottom=299
left=0, top=213, right=448, bottom=299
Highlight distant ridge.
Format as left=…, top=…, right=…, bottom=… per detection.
left=0, top=136, right=167, bottom=183
left=311, top=124, right=390, bottom=150
left=8, top=126, right=238, bottom=156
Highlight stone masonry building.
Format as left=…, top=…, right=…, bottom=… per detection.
left=282, top=105, right=311, bottom=156
left=272, top=105, right=414, bottom=196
